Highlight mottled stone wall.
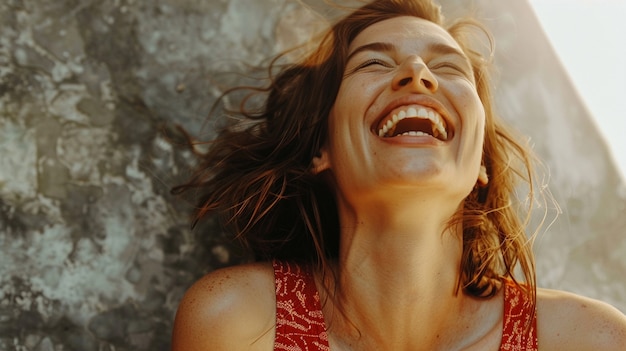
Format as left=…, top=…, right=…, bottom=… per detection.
left=0, top=0, right=286, bottom=349
left=461, top=0, right=626, bottom=307
left=0, top=0, right=624, bottom=350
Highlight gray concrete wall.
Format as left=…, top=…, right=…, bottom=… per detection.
left=0, top=0, right=624, bottom=350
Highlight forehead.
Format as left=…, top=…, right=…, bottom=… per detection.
left=349, top=16, right=461, bottom=53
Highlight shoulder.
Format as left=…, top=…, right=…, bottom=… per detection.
left=171, top=262, right=276, bottom=351
left=536, top=287, right=626, bottom=351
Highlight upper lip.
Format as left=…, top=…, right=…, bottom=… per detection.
left=371, top=95, right=454, bottom=140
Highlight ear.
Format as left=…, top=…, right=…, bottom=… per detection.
left=477, top=164, right=489, bottom=187
left=311, top=147, right=331, bottom=175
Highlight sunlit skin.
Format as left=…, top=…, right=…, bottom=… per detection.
left=171, top=15, right=626, bottom=351
left=314, top=16, right=485, bottom=245
left=316, top=16, right=484, bottom=200
left=310, top=16, right=496, bottom=350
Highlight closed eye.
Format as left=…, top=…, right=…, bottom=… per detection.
left=350, top=58, right=393, bottom=72
left=360, top=58, right=390, bottom=68
left=431, top=63, right=463, bottom=71
left=345, top=58, right=393, bottom=77
left=431, top=62, right=473, bottom=78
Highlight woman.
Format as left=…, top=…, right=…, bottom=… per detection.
left=171, top=0, right=626, bottom=350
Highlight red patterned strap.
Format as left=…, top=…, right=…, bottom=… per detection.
left=273, top=260, right=330, bottom=351
left=273, top=261, right=537, bottom=351
left=500, top=279, right=538, bottom=350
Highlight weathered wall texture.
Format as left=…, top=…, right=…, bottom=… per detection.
left=0, top=0, right=624, bottom=350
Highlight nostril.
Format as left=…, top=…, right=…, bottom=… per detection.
left=421, top=79, right=433, bottom=90
left=398, top=77, right=412, bottom=86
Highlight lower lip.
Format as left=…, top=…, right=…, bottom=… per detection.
left=376, top=134, right=446, bottom=146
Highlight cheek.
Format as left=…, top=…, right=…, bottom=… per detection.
left=333, top=83, right=364, bottom=115
left=452, top=86, right=486, bottom=168
left=328, top=78, right=379, bottom=140
left=457, top=87, right=485, bottom=137
left=334, top=75, right=387, bottom=110
left=467, top=106, right=486, bottom=161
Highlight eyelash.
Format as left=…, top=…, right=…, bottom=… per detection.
left=432, top=63, right=462, bottom=71
left=350, top=59, right=469, bottom=78
left=356, top=58, right=391, bottom=70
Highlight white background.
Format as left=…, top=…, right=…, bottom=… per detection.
left=529, top=0, right=626, bottom=180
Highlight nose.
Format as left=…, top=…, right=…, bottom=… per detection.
left=392, top=56, right=438, bottom=93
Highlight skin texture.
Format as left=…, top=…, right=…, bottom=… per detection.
left=171, top=16, right=626, bottom=351
left=310, top=17, right=491, bottom=350
left=172, top=263, right=626, bottom=351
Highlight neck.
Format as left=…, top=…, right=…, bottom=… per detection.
left=323, top=190, right=473, bottom=350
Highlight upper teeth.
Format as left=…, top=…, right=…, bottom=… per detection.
left=377, top=106, right=448, bottom=140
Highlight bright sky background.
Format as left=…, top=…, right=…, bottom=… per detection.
left=529, top=0, right=626, bottom=180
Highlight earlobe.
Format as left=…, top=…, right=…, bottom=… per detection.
left=477, top=164, right=489, bottom=186
left=311, top=148, right=330, bottom=175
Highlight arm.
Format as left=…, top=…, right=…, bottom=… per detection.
left=537, top=288, right=626, bottom=351
left=171, top=263, right=276, bottom=351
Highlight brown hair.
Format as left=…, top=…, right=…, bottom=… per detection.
left=174, top=0, right=538, bottom=306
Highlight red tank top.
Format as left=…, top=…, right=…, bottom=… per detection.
left=273, top=260, right=537, bottom=350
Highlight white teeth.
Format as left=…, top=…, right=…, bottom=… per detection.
left=401, top=131, right=429, bottom=136
left=377, top=105, right=448, bottom=139
left=417, top=107, right=428, bottom=118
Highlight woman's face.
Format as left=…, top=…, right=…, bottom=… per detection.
left=315, top=16, right=485, bottom=204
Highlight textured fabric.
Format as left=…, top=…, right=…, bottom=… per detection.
left=273, top=260, right=537, bottom=350
left=274, top=260, right=330, bottom=351
left=500, top=279, right=538, bottom=350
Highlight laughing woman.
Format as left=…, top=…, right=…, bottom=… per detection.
left=171, top=0, right=626, bottom=350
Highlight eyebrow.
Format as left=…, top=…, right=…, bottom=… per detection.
left=346, top=42, right=396, bottom=63
left=346, top=41, right=468, bottom=63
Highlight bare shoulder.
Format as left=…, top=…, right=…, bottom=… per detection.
left=171, top=262, right=276, bottom=351
left=536, top=287, right=626, bottom=350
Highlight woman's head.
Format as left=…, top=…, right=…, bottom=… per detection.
left=178, top=0, right=537, bottom=298
left=313, top=15, right=486, bottom=213
left=307, top=0, right=536, bottom=296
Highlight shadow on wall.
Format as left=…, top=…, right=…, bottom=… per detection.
left=0, top=0, right=624, bottom=350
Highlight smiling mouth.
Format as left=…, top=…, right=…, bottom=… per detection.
left=376, top=105, right=448, bottom=141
